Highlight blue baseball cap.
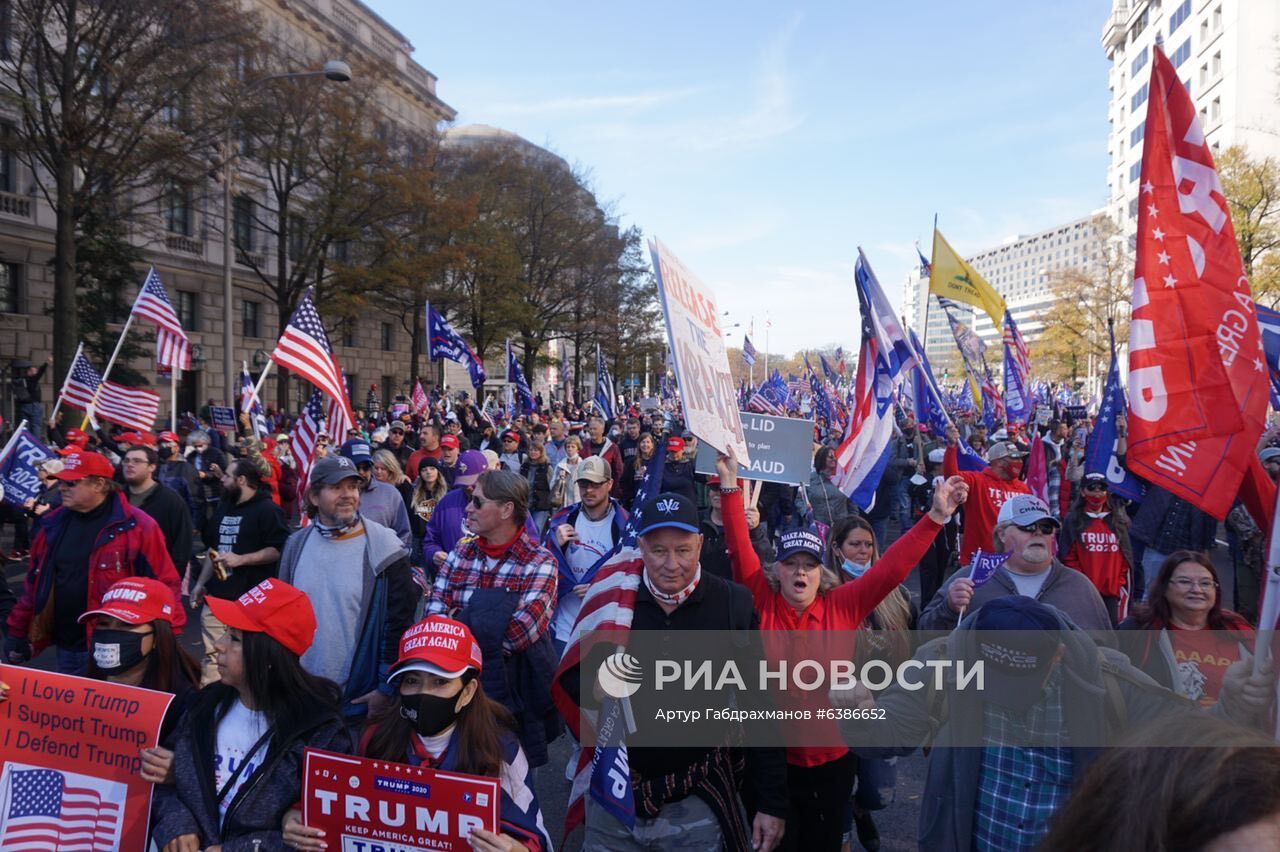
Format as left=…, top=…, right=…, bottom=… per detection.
left=339, top=439, right=373, bottom=464
left=635, top=492, right=700, bottom=536
left=777, top=528, right=824, bottom=563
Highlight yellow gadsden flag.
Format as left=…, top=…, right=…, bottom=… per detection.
left=929, top=228, right=1007, bottom=327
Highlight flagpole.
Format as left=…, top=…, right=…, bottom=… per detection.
left=81, top=312, right=136, bottom=429
left=0, top=419, right=29, bottom=467
left=248, top=359, right=274, bottom=412
left=51, top=341, right=84, bottom=428
left=170, top=367, right=178, bottom=433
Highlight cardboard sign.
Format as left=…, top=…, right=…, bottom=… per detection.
left=0, top=428, right=52, bottom=507
left=208, top=405, right=237, bottom=430
left=303, top=748, right=499, bottom=852
left=649, top=238, right=750, bottom=464
left=694, top=413, right=815, bottom=486
left=0, top=665, right=174, bottom=852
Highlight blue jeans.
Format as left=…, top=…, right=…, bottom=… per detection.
left=56, top=646, right=90, bottom=676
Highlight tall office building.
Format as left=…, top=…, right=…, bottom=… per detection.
left=1102, top=0, right=1280, bottom=243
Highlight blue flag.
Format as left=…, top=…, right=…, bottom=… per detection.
left=819, top=353, right=841, bottom=387
left=594, top=346, right=616, bottom=419
left=1256, top=303, right=1280, bottom=411
left=805, top=358, right=832, bottom=423
left=426, top=304, right=487, bottom=389
left=969, top=550, right=1011, bottom=587
left=1084, top=329, right=1145, bottom=501
left=742, top=335, right=757, bottom=367
left=0, top=427, right=52, bottom=507
left=905, top=329, right=986, bottom=472
left=240, top=367, right=267, bottom=438
left=1002, top=311, right=1031, bottom=426
left=506, top=340, right=535, bottom=415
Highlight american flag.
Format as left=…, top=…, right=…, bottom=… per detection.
left=271, top=288, right=355, bottom=427
left=411, top=379, right=429, bottom=415
left=741, top=334, right=757, bottom=367
left=594, top=345, right=615, bottom=420
left=0, top=766, right=123, bottom=851
left=292, top=389, right=326, bottom=495
left=132, top=267, right=190, bottom=370
left=326, top=368, right=355, bottom=441
left=240, top=367, right=267, bottom=438
left=58, top=351, right=159, bottom=431
left=550, top=437, right=668, bottom=835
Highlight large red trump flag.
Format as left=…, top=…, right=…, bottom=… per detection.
left=1126, top=47, right=1268, bottom=520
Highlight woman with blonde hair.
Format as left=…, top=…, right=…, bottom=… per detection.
left=551, top=435, right=584, bottom=509
left=373, top=448, right=413, bottom=518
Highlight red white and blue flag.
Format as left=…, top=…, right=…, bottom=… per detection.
left=1002, top=310, right=1031, bottom=426
left=58, top=350, right=160, bottom=431
left=0, top=765, right=124, bottom=850
left=741, top=335, right=757, bottom=367
left=411, top=379, right=429, bottom=415
left=132, top=266, right=191, bottom=370
left=271, top=289, right=355, bottom=429
left=831, top=249, right=916, bottom=510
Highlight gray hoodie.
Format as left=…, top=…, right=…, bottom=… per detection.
left=919, top=558, right=1114, bottom=635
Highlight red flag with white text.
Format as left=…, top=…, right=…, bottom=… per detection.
left=1125, top=47, right=1268, bottom=520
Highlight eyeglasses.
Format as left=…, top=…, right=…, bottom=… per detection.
left=1169, top=578, right=1219, bottom=591
left=1014, top=520, right=1059, bottom=535
left=1082, top=482, right=1108, bottom=492
left=469, top=494, right=499, bottom=508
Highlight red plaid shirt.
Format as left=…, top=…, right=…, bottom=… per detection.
left=426, top=528, right=559, bottom=653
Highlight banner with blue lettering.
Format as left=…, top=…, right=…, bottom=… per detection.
left=0, top=427, right=52, bottom=506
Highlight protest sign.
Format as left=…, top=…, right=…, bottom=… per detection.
left=303, top=748, right=499, bottom=852
left=208, top=405, right=237, bottom=430
left=0, top=427, right=51, bottom=507
left=0, top=665, right=174, bottom=851
left=648, top=238, right=749, bottom=463
left=694, top=413, right=814, bottom=486
left=1064, top=404, right=1088, bottom=422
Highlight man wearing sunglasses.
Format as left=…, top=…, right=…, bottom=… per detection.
left=920, top=494, right=1113, bottom=632
left=943, top=428, right=1032, bottom=565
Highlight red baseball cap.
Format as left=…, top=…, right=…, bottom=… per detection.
left=117, top=431, right=156, bottom=447
left=439, top=434, right=460, bottom=450
left=64, top=428, right=89, bottom=448
left=205, top=578, right=317, bottom=657
left=666, top=436, right=686, bottom=454
left=387, top=616, right=484, bottom=682
left=79, top=577, right=177, bottom=625
left=158, top=430, right=180, bottom=444
left=53, top=451, right=115, bottom=480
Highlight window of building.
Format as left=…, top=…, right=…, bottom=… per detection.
left=177, top=290, right=197, bottom=331
left=288, top=215, right=306, bottom=261
left=1199, top=63, right=1209, bottom=87
left=1130, top=8, right=1148, bottom=41
left=1128, top=197, right=1141, bottom=219
left=0, top=262, right=19, bottom=313
left=1210, top=96, right=1221, bottom=122
left=342, top=317, right=356, bottom=347
left=1168, top=0, right=1192, bottom=34
left=1130, top=122, right=1145, bottom=146
left=1129, top=160, right=1143, bottom=183
left=1130, top=46, right=1149, bottom=77
left=1213, top=6, right=1222, bottom=32
left=1170, top=38, right=1191, bottom=68
left=242, top=301, right=260, bottom=338
left=1211, top=51, right=1221, bottom=78
left=1131, top=83, right=1149, bottom=111
left=164, top=181, right=192, bottom=236
left=1200, top=20, right=1209, bottom=43
left=380, top=322, right=393, bottom=351
left=0, top=0, right=11, bottom=61
left=233, top=196, right=254, bottom=252
left=329, top=240, right=350, bottom=263
left=0, top=125, right=14, bottom=194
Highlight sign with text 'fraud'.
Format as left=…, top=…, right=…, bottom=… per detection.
left=694, top=413, right=815, bottom=486
left=649, top=238, right=750, bottom=464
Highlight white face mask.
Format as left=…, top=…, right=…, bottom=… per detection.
left=841, top=558, right=871, bottom=579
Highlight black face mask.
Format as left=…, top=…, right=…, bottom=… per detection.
left=400, top=691, right=463, bottom=737
left=92, top=628, right=153, bottom=676
left=158, top=446, right=174, bottom=460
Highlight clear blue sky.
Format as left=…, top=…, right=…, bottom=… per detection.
left=372, top=1, right=1113, bottom=356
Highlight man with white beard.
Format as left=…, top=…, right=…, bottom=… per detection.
left=919, top=494, right=1113, bottom=632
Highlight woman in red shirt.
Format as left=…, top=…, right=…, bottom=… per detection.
left=716, top=450, right=967, bottom=852
left=1058, top=473, right=1134, bottom=625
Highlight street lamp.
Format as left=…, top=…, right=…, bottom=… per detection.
left=221, top=60, right=352, bottom=403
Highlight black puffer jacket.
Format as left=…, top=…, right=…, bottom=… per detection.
left=151, top=684, right=352, bottom=851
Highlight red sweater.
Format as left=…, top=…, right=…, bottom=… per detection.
left=723, top=488, right=941, bottom=766
left=1061, top=515, right=1128, bottom=597
left=943, top=444, right=1030, bottom=563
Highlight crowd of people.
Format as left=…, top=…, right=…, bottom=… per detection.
left=0, top=381, right=1277, bottom=852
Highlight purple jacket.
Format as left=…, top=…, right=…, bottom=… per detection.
left=421, top=486, right=539, bottom=566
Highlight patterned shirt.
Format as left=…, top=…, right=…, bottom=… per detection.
left=973, top=670, right=1074, bottom=852
left=425, top=528, right=558, bottom=653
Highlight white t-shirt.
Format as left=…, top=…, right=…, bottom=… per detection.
left=553, top=508, right=616, bottom=643
left=213, top=698, right=271, bottom=824
left=1005, top=567, right=1051, bottom=599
